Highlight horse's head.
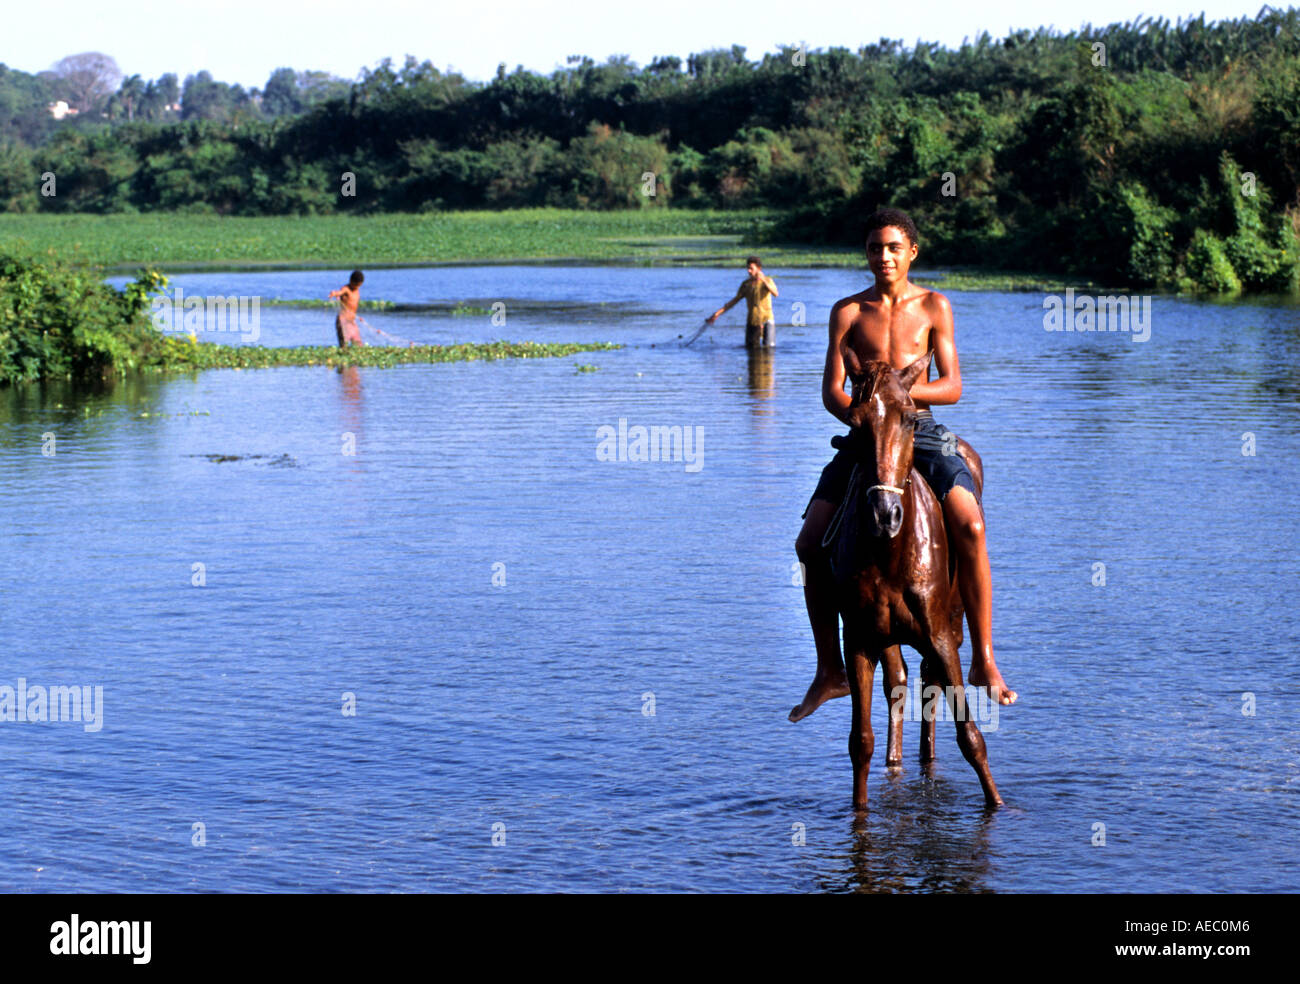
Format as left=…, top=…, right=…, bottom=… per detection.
left=844, top=348, right=931, bottom=539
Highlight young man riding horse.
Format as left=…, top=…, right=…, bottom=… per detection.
left=791, top=208, right=1018, bottom=724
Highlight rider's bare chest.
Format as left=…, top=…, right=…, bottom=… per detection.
left=845, top=313, right=933, bottom=370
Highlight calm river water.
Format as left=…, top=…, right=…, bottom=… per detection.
left=1, top=265, right=1298, bottom=892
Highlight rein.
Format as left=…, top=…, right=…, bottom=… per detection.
left=820, top=469, right=911, bottom=550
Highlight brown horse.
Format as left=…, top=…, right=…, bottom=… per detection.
left=824, top=350, right=1002, bottom=809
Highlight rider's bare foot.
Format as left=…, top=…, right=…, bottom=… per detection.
left=789, top=671, right=851, bottom=722
left=969, top=660, right=1017, bottom=705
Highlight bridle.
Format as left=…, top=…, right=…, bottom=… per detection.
left=820, top=436, right=912, bottom=551
left=854, top=371, right=913, bottom=501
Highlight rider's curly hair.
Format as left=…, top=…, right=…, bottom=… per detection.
left=864, top=208, right=919, bottom=250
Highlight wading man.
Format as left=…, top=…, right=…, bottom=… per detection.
left=790, top=208, right=1017, bottom=723
left=708, top=256, right=778, bottom=348
left=329, top=270, right=365, bottom=348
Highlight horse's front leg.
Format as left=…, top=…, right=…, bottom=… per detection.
left=919, top=655, right=938, bottom=764
left=919, top=629, right=1002, bottom=808
left=843, top=623, right=879, bottom=811
left=880, top=645, right=906, bottom=769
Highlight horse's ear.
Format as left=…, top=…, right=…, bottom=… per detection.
left=844, top=345, right=865, bottom=381
left=897, top=350, right=932, bottom=391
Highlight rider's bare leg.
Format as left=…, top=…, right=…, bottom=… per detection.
left=790, top=499, right=851, bottom=722
left=942, top=486, right=1018, bottom=705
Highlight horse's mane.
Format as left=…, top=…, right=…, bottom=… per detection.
left=847, top=354, right=903, bottom=407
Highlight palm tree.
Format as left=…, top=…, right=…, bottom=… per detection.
left=118, top=75, right=146, bottom=121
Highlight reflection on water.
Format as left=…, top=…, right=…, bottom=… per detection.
left=3, top=266, right=1300, bottom=893
left=338, top=366, right=364, bottom=476
left=815, top=774, right=999, bottom=894
left=747, top=349, right=775, bottom=403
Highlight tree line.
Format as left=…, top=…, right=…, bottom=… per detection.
left=2, top=8, right=1299, bottom=291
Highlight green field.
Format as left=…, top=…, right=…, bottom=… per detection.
left=0, top=209, right=1115, bottom=292
left=0, top=209, right=865, bottom=271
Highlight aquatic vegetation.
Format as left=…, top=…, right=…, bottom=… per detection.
left=261, top=298, right=396, bottom=310
left=0, top=210, right=783, bottom=270
left=916, top=271, right=1109, bottom=293
left=147, top=338, right=622, bottom=374
left=450, top=302, right=491, bottom=316
left=134, top=409, right=211, bottom=419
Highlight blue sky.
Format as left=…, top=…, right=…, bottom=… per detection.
left=10, top=1, right=1284, bottom=88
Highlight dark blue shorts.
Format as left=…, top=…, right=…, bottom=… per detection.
left=802, top=411, right=978, bottom=518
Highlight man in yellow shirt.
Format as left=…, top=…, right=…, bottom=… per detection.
left=708, top=256, right=778, bottom=348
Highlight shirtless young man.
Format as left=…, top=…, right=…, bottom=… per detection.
left=789, top=208, right=1018, bottom=723
left=329, top=270, right=365, bottom=348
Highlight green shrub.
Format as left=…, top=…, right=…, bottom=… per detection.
left=0, top=252, right=166, bottom=383
left=1182, top=230, right=1242, bottom=293
left=1116, top=183, right=1178, bottom=285
left=1219, top=153, right=1299, bottom=291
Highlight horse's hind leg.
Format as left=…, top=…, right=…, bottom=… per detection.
left=922, top=633, right=1002, bottom=807
left=844, top=629, right=878, bottom=810
left=880, top=645, right=906, bottom=768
